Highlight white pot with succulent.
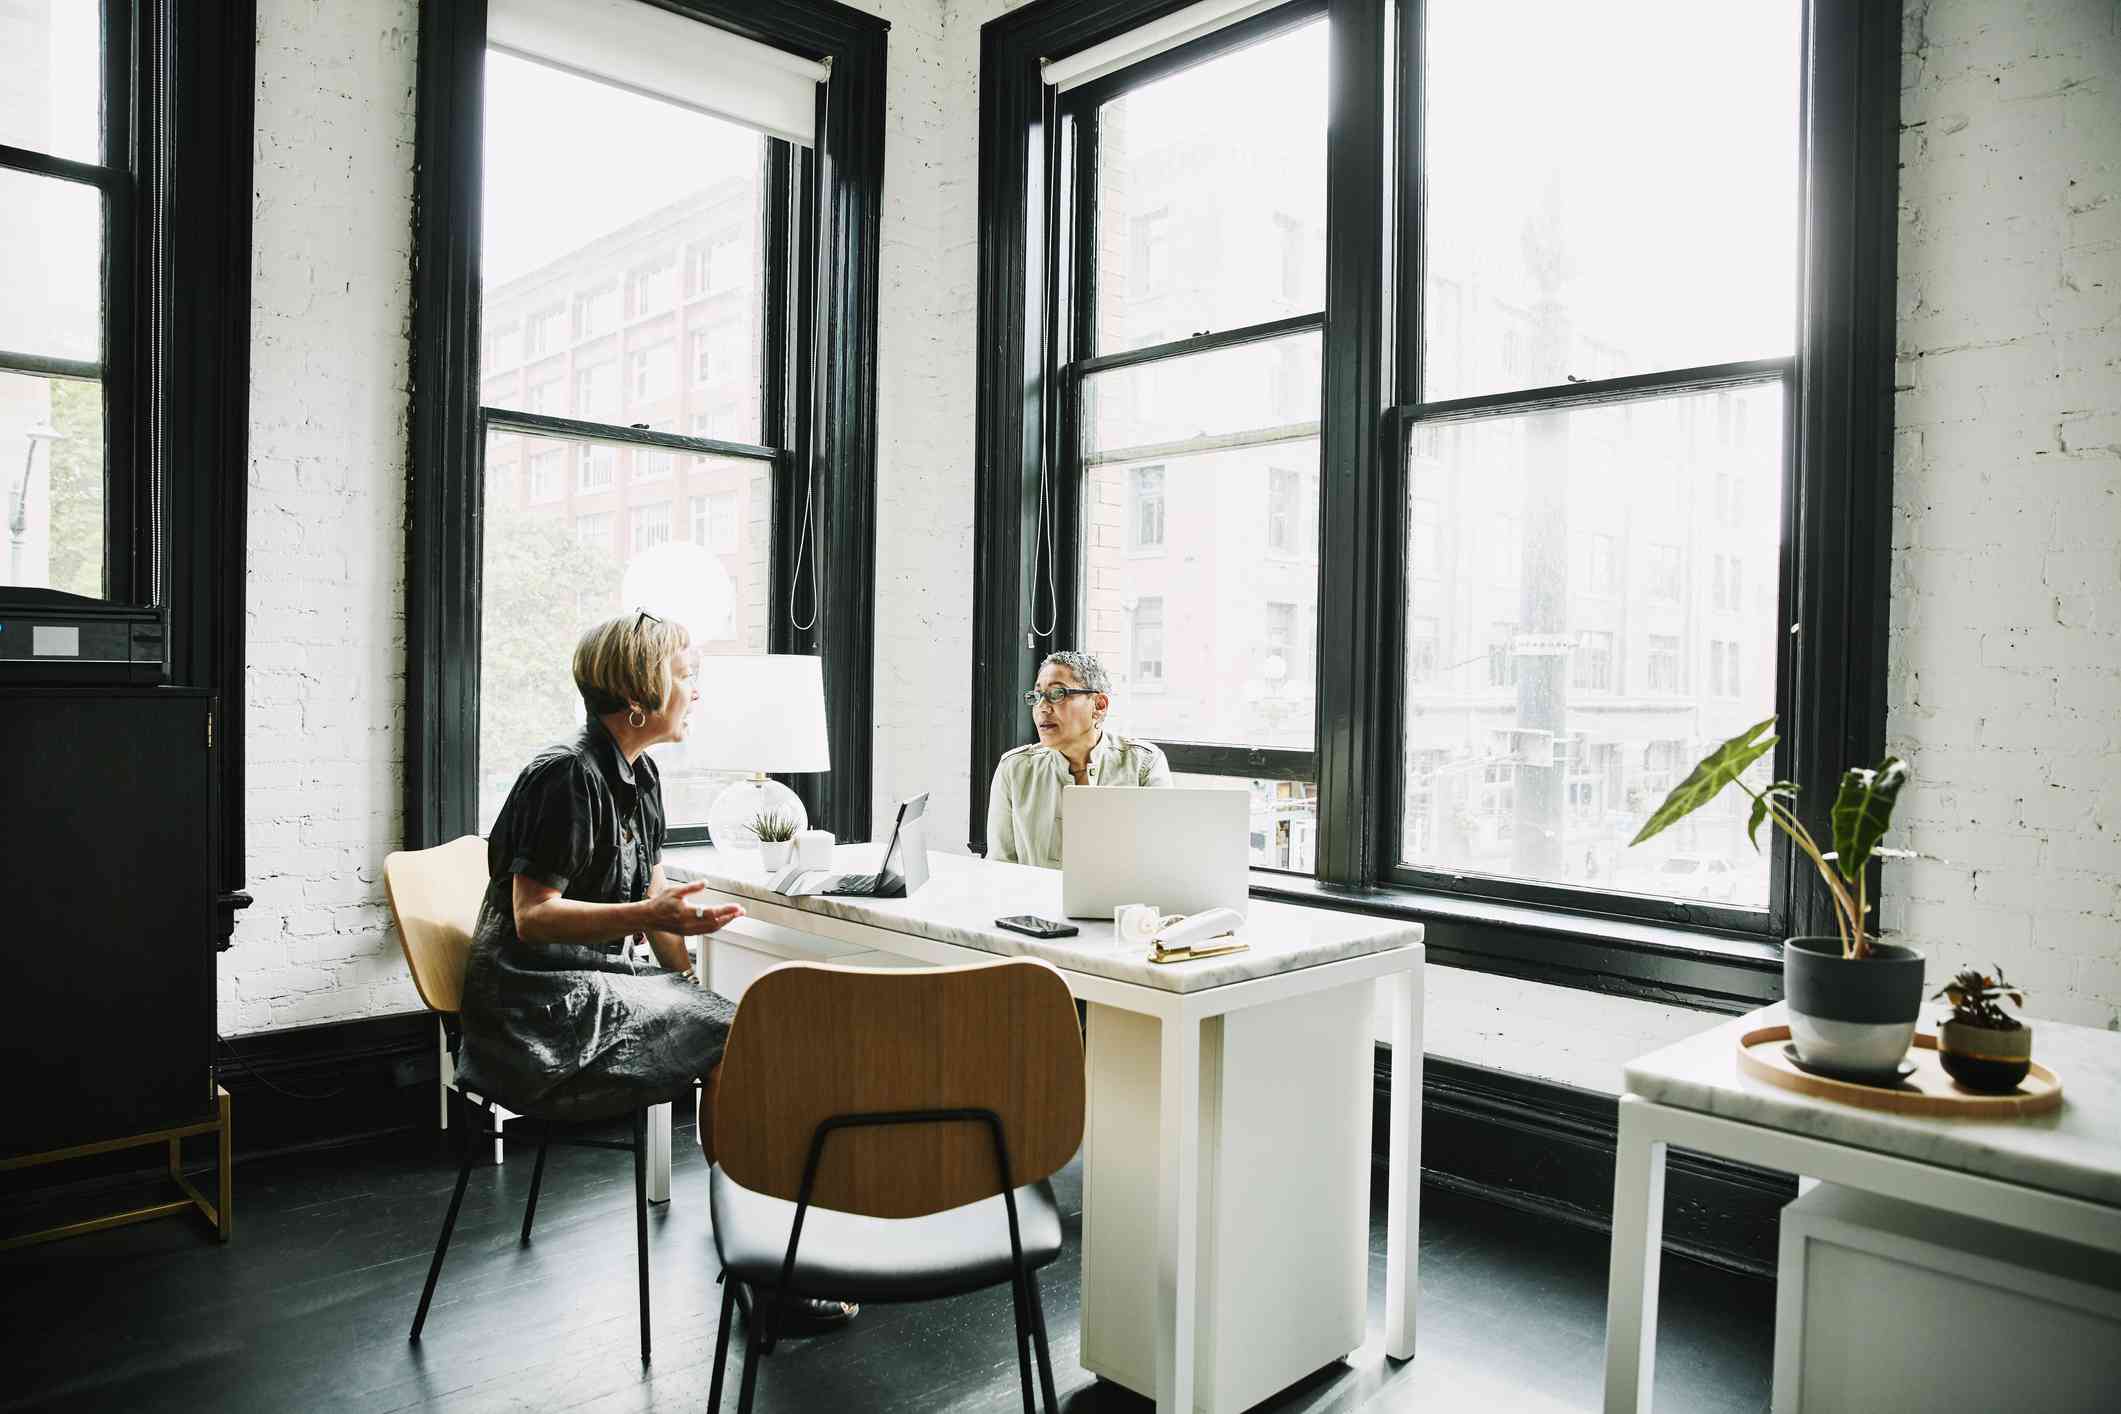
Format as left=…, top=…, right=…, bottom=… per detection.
left=750, top=808, right=798, bottom=871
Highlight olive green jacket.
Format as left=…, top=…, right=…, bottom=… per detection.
left=984, top=731, right=1172, bottom=869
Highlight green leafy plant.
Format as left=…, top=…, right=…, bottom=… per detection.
left=1630, top=716, right=1908, bottom=960
left=749, top=809, right=799, bottom=844
left=1934, top=968, right=2025, bottom=1031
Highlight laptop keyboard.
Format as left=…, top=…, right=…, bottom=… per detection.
left=823, top=873, right=880, bottom=896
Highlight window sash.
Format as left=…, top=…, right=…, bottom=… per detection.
left=970, top=0, right=1895, bottom=990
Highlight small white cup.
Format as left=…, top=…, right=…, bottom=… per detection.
left=796, top=828, right=836, bottom=870
left=1114, top=903, right=1161, bottom=947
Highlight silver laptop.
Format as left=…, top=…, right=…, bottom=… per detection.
left=1060, top=787, right=1250, bottom=920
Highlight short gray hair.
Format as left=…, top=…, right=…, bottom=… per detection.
left=1039, top=649, right=1110, bottom=694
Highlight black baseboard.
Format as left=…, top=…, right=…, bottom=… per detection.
left=2, top=1013, right=440, bottom=1212
left=212, top=1012, right=440, bottom=1159
left=1388, top=1051, right=1792, bottom=1278
left=9, top=1011, right=1789, bottom=1278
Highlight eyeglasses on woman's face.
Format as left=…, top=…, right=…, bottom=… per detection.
left=1023, top=686, right=1099, bottom=709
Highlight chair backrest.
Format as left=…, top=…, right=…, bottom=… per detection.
left=714, top=958, right=1086, bottom=1220
left=382, top=835, right=490, bottom=1016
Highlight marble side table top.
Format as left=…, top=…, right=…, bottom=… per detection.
left=1626, top=1001, right=2121, bottom=1209
left=664, top=844, right=1422, bottom=995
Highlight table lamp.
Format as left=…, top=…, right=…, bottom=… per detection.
left=694, top=654, right=831, bottom=852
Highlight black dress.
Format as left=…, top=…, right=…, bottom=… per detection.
left=454, top=721, right=737, bottom=1122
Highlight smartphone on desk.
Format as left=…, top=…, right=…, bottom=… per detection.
left=995, top=914, right=1079, bottom=939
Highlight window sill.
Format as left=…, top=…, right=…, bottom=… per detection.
left=1246, top=870, right=1782, bottom=1014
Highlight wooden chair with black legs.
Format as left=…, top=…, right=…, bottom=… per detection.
left=384, top=839, right=667, bottom=1366
left=704, top=957, right=1086, bottom=1414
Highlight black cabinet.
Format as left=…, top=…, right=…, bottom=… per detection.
left=1, top=688, right=216, bottom=1157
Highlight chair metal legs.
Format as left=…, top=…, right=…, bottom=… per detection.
left=519, top=1126, right=551, bottom=1244
left=707, top=1278, right=737, bottom=1413
left=411, top=1099, right=652, bottom=1367
left=1024, top=1267, right=1059, bottom=1414
left=411, top=1089, right=478, bottom=1342
left=736, top=1289, right=767, bottom=1414
left=1010, top=1270, right=1037, bottom=1414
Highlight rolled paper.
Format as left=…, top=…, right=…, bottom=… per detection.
left=1114, top=903, right=1162, bottom=946
left=796, top=828, right=836, bottom=870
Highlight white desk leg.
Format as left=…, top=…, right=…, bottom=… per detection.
left=1601, top=1096, right=1668, bottom=1414
left=1384, top=969, right=1425, bottom=1360
left=648, top=1102, right=673, bottom=1203
left=1155, top=1010, right=1201, bottom=1414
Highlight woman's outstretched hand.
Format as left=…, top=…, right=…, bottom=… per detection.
left=646, top=881, right=744, bottom=935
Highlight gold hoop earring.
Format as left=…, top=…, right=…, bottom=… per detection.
left=627, top=706, right=647, bottom=729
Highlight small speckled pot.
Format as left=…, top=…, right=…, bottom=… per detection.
left=1939, top=1018, right=2034, bottom=1093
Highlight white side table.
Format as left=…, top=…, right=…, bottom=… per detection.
left=1601, top=1002, right=2121, bottom=1414
left=1774, top=1182, right=2121, bottom=1412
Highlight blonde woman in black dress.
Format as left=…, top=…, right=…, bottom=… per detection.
left=455, top=611, right=855, bottom=1329
left=456, top=611, right=744, bottom=1124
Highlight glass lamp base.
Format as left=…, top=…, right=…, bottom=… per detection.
left=707, top=777, right=807, bottom=854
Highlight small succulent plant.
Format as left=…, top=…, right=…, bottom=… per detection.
left=1933, top=968, right=2026, bottom=1031
left=748, top=808, right=799, bottom=844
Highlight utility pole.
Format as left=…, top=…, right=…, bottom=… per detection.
left=1512, top=189, right=1571, bottom=881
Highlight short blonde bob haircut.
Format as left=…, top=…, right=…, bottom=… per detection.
left=573, top=611, right=692, bottom=719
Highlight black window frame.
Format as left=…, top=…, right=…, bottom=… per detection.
left=407, top=0, right=888, bottom=849
left=973, top=0, right=1897, bottom=1010
left=0, top=0, right=258, bottom=939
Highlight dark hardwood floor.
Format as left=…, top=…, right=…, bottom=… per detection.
left=1, top=1119, right=1774, bottom=1412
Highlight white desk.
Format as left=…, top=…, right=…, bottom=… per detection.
left=1602, top=1001, right=2121, bottom=1414
left=668, top=844, right=1426, bottom=1414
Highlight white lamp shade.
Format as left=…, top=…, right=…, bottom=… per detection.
left=692, top=654, right=830, bottom=772
left=621, top=542, right=735, bottom=643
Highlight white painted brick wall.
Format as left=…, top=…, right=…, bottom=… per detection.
left=225, top=0, right=420, bottom=1034
left=221, top=1, right=2120, bottom=1079
left=1886, top=0, right=2121, bottom=1032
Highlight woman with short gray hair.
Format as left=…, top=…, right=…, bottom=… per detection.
left=986, top=649, right=1171, bottom=868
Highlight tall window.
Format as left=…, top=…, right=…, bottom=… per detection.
left=3, top=10, right=110, bottom=599
left=575, top=443, right=615, bottom=492
left=1396, top=0, right=1795, bottom=912
left=1133, top=596, right=1165, bottom=684
left=1266, top=467, right=1303, bottom=555
left=475, top=36, right=778, bottom=832
left=978, top=0, right=1897, bottom=997
left=1129, top=465, right=1165, bottom=549
left=630, top=501, right=672, bottom=552
left=1068, top=13, right=1327, bottom=874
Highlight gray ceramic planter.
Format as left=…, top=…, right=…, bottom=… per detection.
left=1784, top=936, right=1926, bottom=1079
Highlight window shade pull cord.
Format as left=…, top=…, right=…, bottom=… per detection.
left=790, top=59, right=831, bottom=634
left=1027, top=81, right=1060, bottom=643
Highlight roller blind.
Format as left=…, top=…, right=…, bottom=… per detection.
left=1040, top=0, right=1291, bottom=93
left=488, top=0, right=827, bottom=146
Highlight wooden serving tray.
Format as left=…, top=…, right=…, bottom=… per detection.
left=1737, top=1025, right=2063, bottom=1117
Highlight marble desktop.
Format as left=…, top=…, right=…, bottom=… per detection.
left=1625, top=1001, right=2121, bottom=1209
left=663, top=843, right=1422, bottom=994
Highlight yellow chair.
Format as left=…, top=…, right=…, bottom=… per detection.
left=706, top=957, right=1085, bottom=1413
left=383, top=835, right=664, bottom=1365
